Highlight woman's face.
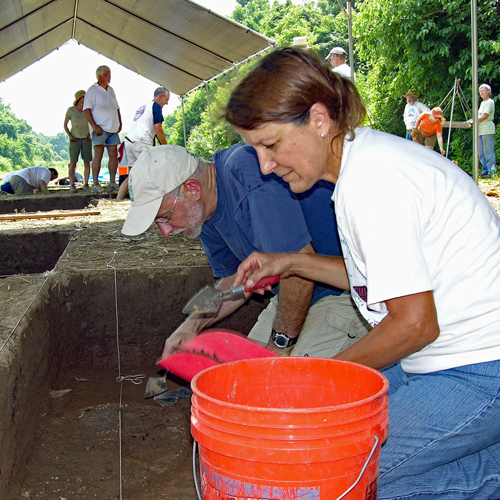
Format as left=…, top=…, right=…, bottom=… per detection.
left=235, top=119, right=331, bottom=193
left=479, top=88, right=490, bottom=100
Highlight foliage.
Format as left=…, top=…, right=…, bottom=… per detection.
left=46, top=132, right=70, bottom=162
left=2, top=0, right=498, bottom=172
left=233, top=0, right=342, bottom=55
left=164, top=0, right=352, bottom=156
left=354, top=0, right=500, bottom=147
left=0, top=98, right=55, bottom=171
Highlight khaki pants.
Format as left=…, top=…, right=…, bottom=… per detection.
left=10, top=175, right=34, bottom=194
left=249, top=292, right=371, bottom=358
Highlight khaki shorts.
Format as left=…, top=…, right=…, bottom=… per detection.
left=248, top=292, right=371, bottom=358
left=416, top=130, right=437, bottom=148
left=69, top=137, right=92, bottom=163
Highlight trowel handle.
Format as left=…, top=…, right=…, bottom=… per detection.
left=243, top=275, right=280, bottom=293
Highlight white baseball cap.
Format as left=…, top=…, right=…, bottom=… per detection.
left=327, top=46, right=347, bottom=58
left=121, top=145, right=199, bottom=236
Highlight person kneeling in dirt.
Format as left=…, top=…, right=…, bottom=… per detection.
left=122, top=144, right=371, bottom=359
left=0, top=166, right=58, bottom=194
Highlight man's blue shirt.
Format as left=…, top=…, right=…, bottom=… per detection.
left=200, top=143, right=343, bottom=303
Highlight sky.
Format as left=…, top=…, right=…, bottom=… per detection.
left=0, top=0, right=238, bottom=137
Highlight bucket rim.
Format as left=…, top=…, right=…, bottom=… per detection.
left=191, top=358, right=389, bottom=414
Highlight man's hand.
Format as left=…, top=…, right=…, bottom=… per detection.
left=161, top=324, right=197, bottom=359
left=69, top=134, right=76, bottom=142
left=94, top=125, right=103, bottom=136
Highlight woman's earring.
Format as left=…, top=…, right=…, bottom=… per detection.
left=321, top=132, right=326, bottom=138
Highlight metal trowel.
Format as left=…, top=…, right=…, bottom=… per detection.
left=182, top=276, right=280, bottom=314
left=144, top=375, right=169, bottom=398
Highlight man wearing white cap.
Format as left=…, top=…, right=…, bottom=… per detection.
left=327, top=46, right=353, bottom=81
left=122, top=144, right=370, bottom=361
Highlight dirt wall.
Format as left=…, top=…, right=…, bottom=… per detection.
left=0, top=253, right=268, bottom=499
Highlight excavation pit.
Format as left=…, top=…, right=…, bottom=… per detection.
left=1, top=230, right=72, bottom=276
left=0, top=191, right=109, bottom=215
left=0, top=202, right=269, bottom=500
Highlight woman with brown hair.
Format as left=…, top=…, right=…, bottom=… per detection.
left=413, top=106, right=446, bottom=155
left=225, top=47, right=500, bottom=499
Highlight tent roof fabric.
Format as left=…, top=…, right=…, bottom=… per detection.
left=0, top=0, right=276, bottom=95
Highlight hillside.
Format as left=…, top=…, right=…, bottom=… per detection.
left=0, top=98, right=69, bottom=173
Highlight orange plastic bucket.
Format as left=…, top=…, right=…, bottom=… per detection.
left=118, top=165, right=128, bottom=176
left=191, top=358, right=389, bottom=500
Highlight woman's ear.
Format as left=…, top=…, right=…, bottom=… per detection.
left=310, top=102, right=331, bottom=137
left=183, top=179, right=202, bottom=201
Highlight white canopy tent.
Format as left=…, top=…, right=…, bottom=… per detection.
left=0, top=0, right=276, bottom=96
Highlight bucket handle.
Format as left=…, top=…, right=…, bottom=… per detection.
left=193, top=434, right=380, bottom=500
left=336, top=434, right=379, bottom=500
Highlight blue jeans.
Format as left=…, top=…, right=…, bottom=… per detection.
left=479, top=134, right=496, bottom=175
left=405, top=131, right=413, bottom=141
left=378, top=360, right=500, bottom=500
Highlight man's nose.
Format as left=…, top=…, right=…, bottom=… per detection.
left=156, top=222, right=174, bottom=238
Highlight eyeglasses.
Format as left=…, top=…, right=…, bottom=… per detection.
left=164, top=186, right=181, bottom=224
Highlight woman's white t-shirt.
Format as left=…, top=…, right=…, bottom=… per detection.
left=334, top=127, right=500, bottom=373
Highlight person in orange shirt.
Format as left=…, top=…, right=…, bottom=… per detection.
left=413, top=107, right=445, bottom=155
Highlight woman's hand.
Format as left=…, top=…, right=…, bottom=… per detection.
left=234, top=252, right=294, bottom=292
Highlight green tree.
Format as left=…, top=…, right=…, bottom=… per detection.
left=0, top=98, right=61, bottom=170
left=164, top=0, right=351, bottom=154
left=354, top=0, right=500, bottom=138
left=47, top=132, right=70, bottom=161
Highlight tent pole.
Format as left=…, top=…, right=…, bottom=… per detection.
left=471, top=0, right=479, bottom=183
left=335, top=0, right=354, bottom=81
left=205, top=81, right=216, bottom=154
left=181, top=96, right=187, bottom=147
left=347, top=1, right=354, bottom=82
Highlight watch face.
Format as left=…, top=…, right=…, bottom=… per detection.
left=273, top=332, right=289, bottom=348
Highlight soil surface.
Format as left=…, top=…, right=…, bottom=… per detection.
left=0, top=191, right=213, bottom=500
left=1, top=179, right=499, bottom=500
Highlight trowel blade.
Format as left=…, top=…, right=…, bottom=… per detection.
left=182, top=285, right=224, bottom=314
left=144, top=375, right=169, bottom=399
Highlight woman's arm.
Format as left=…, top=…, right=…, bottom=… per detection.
left=63, top=116, right=75, bottom=141
left=437, top=132, right=445, bottom=155
left=234, top=252, right=350, bottom=292
left=334, top=291, right=439, bottom=369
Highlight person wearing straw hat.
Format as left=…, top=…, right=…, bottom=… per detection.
left=122, top=144, right=370, bottom=361
left=64, top=90, right=92, bottom=192
left=402, top=89, right=430, bottom=141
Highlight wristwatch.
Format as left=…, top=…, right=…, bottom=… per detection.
left=271, top=328, right=298, bottom=349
